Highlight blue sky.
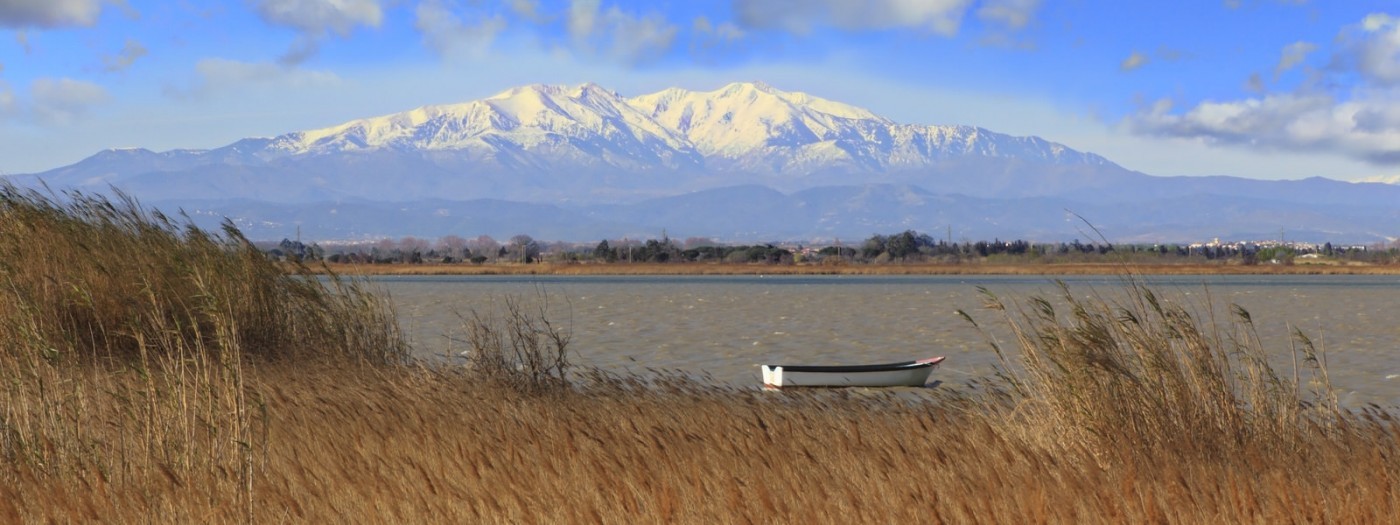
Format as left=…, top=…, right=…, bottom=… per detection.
left=2, top=0, right=1398, bottom=183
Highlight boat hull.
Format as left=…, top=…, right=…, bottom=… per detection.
left=761, top=357, right=945, bottom=388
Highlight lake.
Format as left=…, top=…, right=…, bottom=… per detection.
left=375, top=274, right=1400, bottom=407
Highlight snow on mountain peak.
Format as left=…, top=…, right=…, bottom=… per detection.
left=261, top=81, right=1107, bottom=174
left=624, top=82, right=893, bottom=158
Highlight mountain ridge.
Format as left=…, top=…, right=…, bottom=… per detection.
left=7, top=81, right=1398, bottom=242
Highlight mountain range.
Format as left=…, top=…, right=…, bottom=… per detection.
left=9, top=81, right=1399, bottom=243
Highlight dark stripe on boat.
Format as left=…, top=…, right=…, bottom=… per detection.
left=774, top=360, right=936, bottom=374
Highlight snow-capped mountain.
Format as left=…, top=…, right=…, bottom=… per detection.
left=627, top=81, right=1107, bottom=173
left=11, top=81, right=1399, bottom=242
left=262, top=83, right=704, bottom=173
left=261, top=80, right=1109, bottom=176
left=23, top=81, right=1127, bottom=204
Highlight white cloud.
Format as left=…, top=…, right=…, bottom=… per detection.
left=252, top=0, right=382, bottom=36
left=1127, top=14, right=1400, bottom=167
left=1273, top=40, right=1315, bottom=79
left=733, top=0, right=972, bottom=36
left=1130, top=90, right=1400, bottom=165
left=1120, top=51, right=1148, bottom=71
left=976, top=0, right=1040, bottom=30
left=251, top=0, right=384, bottom=64
left=0, top=0, right=102, bottom=28
left=31, top=77, right=108, bottom=125
left=415, top=0, right=506, bottom=58
left=567, top=1, right=677, bottom=64
left=102, top=38, right=148, bottom=73
left=1339, top=13, right=1400, bottom=86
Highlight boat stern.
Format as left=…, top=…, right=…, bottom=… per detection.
left=761, top=365, right=784, bottom=389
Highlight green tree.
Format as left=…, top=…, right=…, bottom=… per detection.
left=593, top=240, right=616, bottom=262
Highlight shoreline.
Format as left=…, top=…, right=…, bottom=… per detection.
left=307, top=261, right=1400, bottom=276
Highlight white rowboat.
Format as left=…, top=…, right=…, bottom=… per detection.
left=761, top=356, right=946, bottom=388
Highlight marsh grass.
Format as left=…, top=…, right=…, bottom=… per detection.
left=0, top=184, right=405, bottom=514
left=3, top=183, right=1399, bottom=522
left=957, top=278, right=1344, bottom=467
left=7, top=363, right=1398, bottom=522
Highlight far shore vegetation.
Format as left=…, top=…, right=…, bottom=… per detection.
left=5, top=183, right=1400, bottom=521
left=263, top=230, right=1400, bottom=275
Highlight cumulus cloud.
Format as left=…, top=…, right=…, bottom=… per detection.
left=1337, top=13, right=1400, bottom=86
left=251, top=0, right=384, bottom=64
left=0, top=0, right=103, bottom=29
left=168, top=58, right=341, bottom=98
left=414, top=0, right=506, bottom=58
left=102, top=38, right=148, bottom=73
left=733, top=0, right=972, bottom=36
left=31, top=77, right=108, bottom=125
left=1127, top=14, right=1400, bottom=166
left=1120, top=51, right=1148, bottom=71
left=1130, top=91, right=1400, bottom=165
left=567, top=0, right=677, bottom=64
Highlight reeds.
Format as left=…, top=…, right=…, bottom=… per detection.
left=8, top=364, right=1397, bottom=522
left=3, top=182, right=1398, bottom=522
left=958, top=278, right=1345, bottom=467
left=0, top=183, right=405, bottom=514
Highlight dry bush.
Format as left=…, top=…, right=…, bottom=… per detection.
left=457, top=290, right=573, bottom=394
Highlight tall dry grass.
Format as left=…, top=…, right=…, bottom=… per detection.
left=959, top=278, right=1345, bottom=467
left=0, top=184, right=405, bottom=515
left=4, top=364, right=1398, bottom=523
left=3, top=182, right=1399, bottom=522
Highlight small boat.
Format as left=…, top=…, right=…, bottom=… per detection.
left=761, top=356, right=946, bottom=388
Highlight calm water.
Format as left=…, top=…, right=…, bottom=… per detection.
left=376, top=274, right=1400, bottom=407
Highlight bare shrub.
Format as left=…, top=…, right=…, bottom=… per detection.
left=458, top=290, right=573, bottom=394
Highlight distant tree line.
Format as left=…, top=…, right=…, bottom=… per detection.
left=259, top=230, right=1400, bottom=266
left=587, top=238, right=794, bottom=264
